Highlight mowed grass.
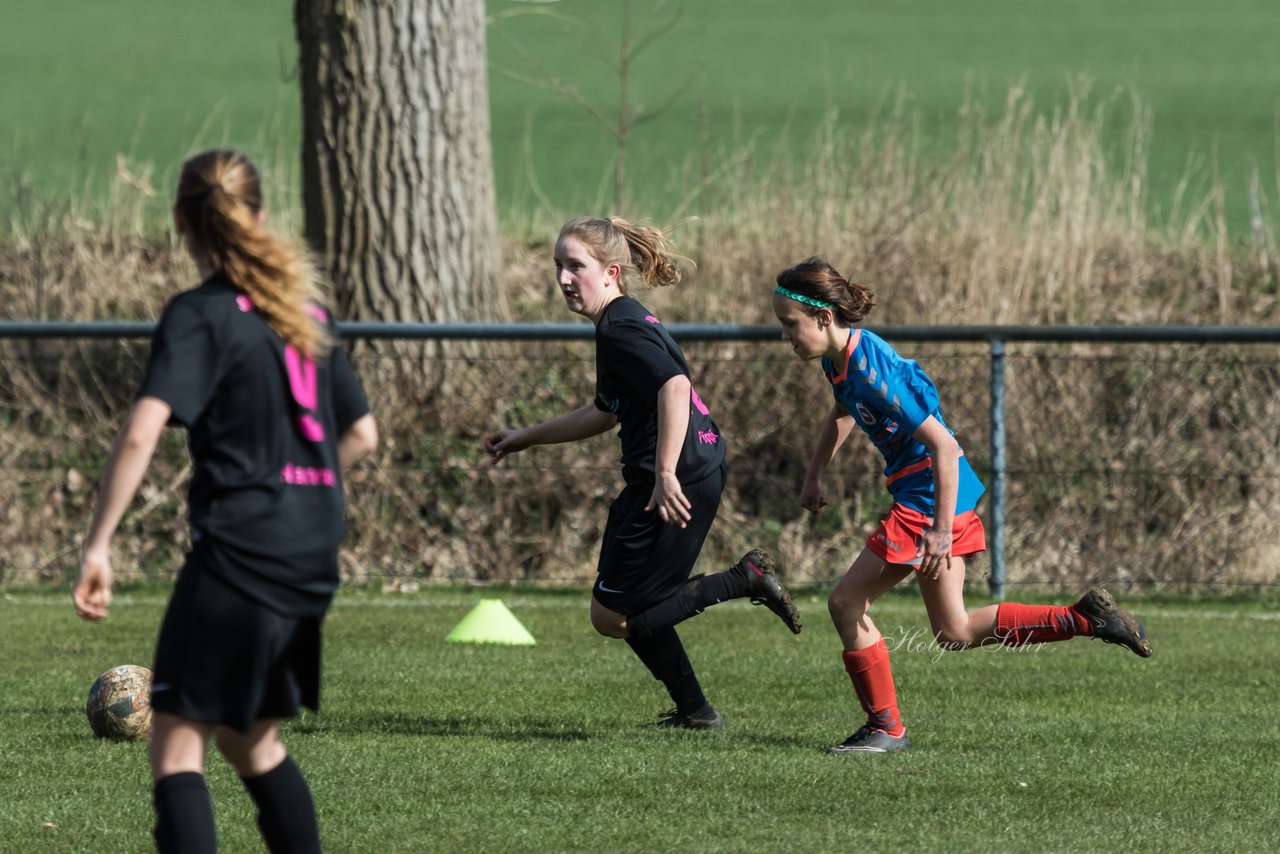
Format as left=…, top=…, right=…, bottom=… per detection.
left=2, top=0, right=1277, bottom=231
left=1, top=587, right=1277, bottom=852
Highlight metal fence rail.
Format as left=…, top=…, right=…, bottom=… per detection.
left=5, top=320, right=1280, bottom=596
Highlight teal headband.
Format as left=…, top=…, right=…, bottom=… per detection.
left=775, top=285, right=834, bottom=310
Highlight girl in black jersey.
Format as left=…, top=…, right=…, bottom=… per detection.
left=483, top=216, right=802, bottom=729
left=73, top=149, right=378, bottom=854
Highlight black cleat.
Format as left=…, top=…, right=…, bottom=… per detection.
left=647, top=705, right=724, bottom=731
left=737, top=548, right=802, bottom=634
left=1072, top=587, right=1152, bottom=657
left=828, top=723, right=910, bottom=755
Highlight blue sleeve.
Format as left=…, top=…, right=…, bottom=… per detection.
left=863, top=339, right=937, bottom=435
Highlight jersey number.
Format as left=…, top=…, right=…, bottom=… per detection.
left=284, top=345, right=325, bottom=442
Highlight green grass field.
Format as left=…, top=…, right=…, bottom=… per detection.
left=3, top=587, right=1277, bottom=852
left=2, top=0, right=1277, bottom=232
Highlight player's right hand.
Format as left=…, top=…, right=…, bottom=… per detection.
left=482, top=429, right=527, bottom=464
left=799, top=478, right=828, bottom=515
left=73, top=546, right=113, bottom=622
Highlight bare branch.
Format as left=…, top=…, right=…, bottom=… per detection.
left=630, top=77, right=694, bottom=130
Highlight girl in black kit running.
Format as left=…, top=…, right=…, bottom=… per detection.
left=483, top=217, right=802, bottom=729
left=73, top=149, right=378, bottom=853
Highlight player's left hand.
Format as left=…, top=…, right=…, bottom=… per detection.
left=917, top=526, right=953, bottom=581
left=645, top=472, right=692, bottom=528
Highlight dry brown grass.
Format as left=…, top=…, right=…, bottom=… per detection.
left=3, top=85, right=1279, bottom=592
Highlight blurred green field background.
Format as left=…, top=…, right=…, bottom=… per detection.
left=2, top=0, right=1277, bottom=233
left=3, top=587, right=1277, bottom=852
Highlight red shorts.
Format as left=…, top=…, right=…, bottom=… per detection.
left=866, top=504, right=986, bottom=568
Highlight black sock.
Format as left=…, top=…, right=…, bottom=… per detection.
left=626, top=626, right=708, bottom=715
left=154, top=772, right=217, bottom=854
left=626, top=567, right=752, bottom=639
left=240, top=755, right=321, bottom=854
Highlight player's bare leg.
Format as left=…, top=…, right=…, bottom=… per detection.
left=916, top=555, right=1002, bottom=650
left=916, top=560, right=1151, bottom=655
left=219, top=719, right=321, bottom=854
left=150, top=713, right=216, bottom=854
left=827, top=549, right=913, bottom=754
left=590, top=597, right=628, bottom=638
left=827, top=548, right=912, bottom=651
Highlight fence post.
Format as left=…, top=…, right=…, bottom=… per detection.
left=988, top=338, right=1007, bottom=599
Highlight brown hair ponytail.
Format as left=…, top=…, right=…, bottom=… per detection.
left=775, top=256, right=876, bottom=324
left=175, top=150, right=331, bottom=358
left=558, top=216, right=691, bottom=294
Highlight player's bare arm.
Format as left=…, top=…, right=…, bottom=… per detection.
left=74, top=396, right=171, bottom=622
left=800, top=403, right=854, bottom=514
left=483, top=403, right=616, bottom=464
left=338, top=413, right=378, bottom=469
left=912, top=415, right=961, bottom=580
left=645, top=374, right=693, bottom=528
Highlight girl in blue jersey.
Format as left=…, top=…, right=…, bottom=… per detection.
left=772, top=257, right=1150, bottom=754
left=484, top=217, right=801, bottom=730
left=73, top=149, right=378, bottom=852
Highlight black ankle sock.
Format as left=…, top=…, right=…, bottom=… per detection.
left=154, top=772, right=217, bottom=854
left=626, top=568, right=750, bottom=639
left=240, top=755, right=321, bottom=854
left=626, top=626, right=708, bottom=715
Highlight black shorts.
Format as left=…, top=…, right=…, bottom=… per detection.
left=151, top=552, right=324, bottom=734
left=593, top=464, right=725, bottom=614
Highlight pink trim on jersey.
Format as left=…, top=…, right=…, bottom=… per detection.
left=644, top=315, right=660, bottom=324
left=827, top=328, right=862, bottom=384
left=691, top=387, right=710, bottom=416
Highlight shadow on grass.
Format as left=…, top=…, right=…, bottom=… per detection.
left=287, top=710, right=819, bottom=749
left=290, top=711, right=591, bottom=742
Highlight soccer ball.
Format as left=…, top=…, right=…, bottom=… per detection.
left=85, top=664, right=154, bottom=741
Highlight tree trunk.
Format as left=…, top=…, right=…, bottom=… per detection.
left=294, top=0, right=503, bottom=324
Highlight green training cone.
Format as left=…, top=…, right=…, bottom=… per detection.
left=445, top=599, right=536, bottom=646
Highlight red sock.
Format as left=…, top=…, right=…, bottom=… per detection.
left=996, top=602, right=1093, bottom=646
left=842, top=639, right=905, bottom=737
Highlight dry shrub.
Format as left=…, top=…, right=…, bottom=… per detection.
left=3, top=84, right=1279, bottom=592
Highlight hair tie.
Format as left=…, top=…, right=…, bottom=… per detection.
left=775, top=285, right=834, bottom=310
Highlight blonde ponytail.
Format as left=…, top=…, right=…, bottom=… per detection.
left=175, top=150, right=331, bottom=358
left=558, top=216, right=692, bottom=294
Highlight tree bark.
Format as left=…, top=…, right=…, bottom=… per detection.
left=294, top=0, right=503, bottom=324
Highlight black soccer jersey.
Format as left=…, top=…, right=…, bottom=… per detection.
left=593, top=296, right=725, bottom=482
left=139, top=274, right=370, bottom=608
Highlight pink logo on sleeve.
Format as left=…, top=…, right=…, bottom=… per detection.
left=697, top=430, right=719, bottom=445
left=236, top=294, right=254, bottom=312
left=645, top=315, right=660, bottom=324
